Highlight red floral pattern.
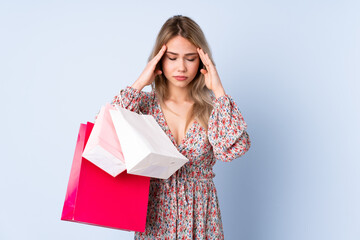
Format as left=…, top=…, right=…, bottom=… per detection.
left=112, top=86, right=251, bottom=239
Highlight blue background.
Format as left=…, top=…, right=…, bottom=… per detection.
left=1, top=0, right=359, bottom=239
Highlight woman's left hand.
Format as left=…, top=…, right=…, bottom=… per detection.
left=197, top=48, right=225, bottom=98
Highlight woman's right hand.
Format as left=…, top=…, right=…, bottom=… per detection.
left=132, top=45, right=167, bottom=91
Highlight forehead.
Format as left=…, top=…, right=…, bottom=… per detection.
left=166, top=35, right=197, bottom=54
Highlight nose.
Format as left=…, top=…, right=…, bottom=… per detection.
left=177, top=59, right=187, bottom=72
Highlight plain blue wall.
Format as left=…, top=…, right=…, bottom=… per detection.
left=1, top=1, right=359, bottom=239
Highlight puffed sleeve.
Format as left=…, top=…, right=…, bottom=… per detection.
left=208, top=94, right=251, bottom=162
left=112, top=86, right=154, bottom=114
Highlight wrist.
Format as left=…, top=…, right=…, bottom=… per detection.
left=131, top=81, right=146, bottom=91
left=213, top=86, right=225, bottom=99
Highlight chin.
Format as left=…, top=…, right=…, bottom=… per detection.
left=174, top=81, right=192, bottom=88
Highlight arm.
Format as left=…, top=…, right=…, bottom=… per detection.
left=208, top=94, right=251, bottom=162
left=112, top=45, right=167, bottom=113
left=112, top=86, right=153, bottom=114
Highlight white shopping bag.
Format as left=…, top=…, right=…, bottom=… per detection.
left=109, top=106, right=188, bottom=179
left=82, top=104, right=126, bottom=177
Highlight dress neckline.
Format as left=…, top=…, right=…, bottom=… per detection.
left=155, top=95, right=197, bottom=148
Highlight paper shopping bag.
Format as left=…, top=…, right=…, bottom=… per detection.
left=61, top=122, right=150, bottom=232
left=109, top=106, right=189, bottom=179
left=82, top=104, right=126, bottom=177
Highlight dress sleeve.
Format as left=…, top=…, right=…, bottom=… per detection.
left=111, top=86, right=154, bottom=114
left=208, top=94, right=251, bottom=162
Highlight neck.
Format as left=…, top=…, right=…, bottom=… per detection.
left=166, top=83, right=192, bottom=103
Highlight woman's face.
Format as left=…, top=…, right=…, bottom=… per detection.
left=162, top=35, right=200, bottom=89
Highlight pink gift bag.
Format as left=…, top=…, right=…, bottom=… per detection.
left=61, top=122, right=150, bottom=232
left=82, top=104, right=126, bottom=177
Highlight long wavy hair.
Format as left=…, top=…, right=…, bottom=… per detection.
left=148, top=15, right=215, bottom=131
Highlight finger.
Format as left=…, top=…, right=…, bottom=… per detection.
left=204, top=52, right=214, bottom=68
left=200, top=48, right=211, bottom=68
left=202, top=51, right=213, bottom=68
left=197, top=48, right=205, bottom=63
left=202, top=52, right=216, bottom=74
left=153, top=45, right=167, bottom=63
left=197, top=48, right=208, bottom=68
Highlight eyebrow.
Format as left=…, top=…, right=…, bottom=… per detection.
left=166, top=51, right=198, bottom=56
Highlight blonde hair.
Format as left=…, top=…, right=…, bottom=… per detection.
left=148, top=15, right=215, bottom=131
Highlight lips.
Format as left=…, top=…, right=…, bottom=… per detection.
left=174, top=76, right=188, bottom=81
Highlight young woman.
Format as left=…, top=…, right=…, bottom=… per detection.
left=112, top=15, right=251, bottom=240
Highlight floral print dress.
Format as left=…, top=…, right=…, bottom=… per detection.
left=112, top=86, right=251, bottom=240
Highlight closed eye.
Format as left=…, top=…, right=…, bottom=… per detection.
left=167, top=57, right=196, bottom=61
